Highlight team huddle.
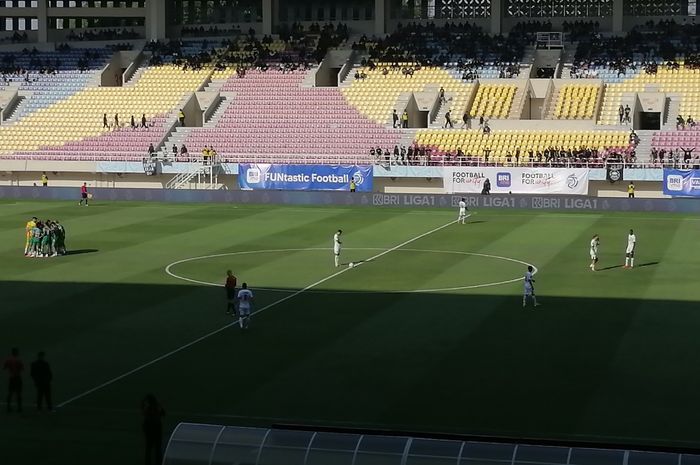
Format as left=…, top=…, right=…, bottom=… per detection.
left=589, top=229, right=637, bottom=271
left=24, top=217, right=67, bottom=258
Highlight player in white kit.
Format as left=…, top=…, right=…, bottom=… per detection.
left=333, top=229, right=342, bottom=267
left=589, top=234, right=600, bottom=271
left=624, top=229, right=636, bottom=268
left=237, top=283, right=253, bottom=329
left=523, top=265, right=540, bottom=308
left=458, top=198, right=469, bottom=224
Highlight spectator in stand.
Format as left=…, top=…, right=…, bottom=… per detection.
left=178, top=109, right=185, bottom=126
left=148, top=143, right=155, bottom=156
left=114, top=113, right=119, bottom=128
left=439, top=86, right=446, bottom=103
left=401, top=110, right=409, bottom=128
left=483, top=121, right=491, bottom=134
left=624, top=105, right=631, bottom=123
left=677, top=115, right=685, bottom=130
left=392, top=109, right=399, bottom=128
left=478, top=116, right=485, bottom=130
left=30, top=351, right=52, bottom=412
left=142, top=113, right=147, bottom=128
left=618, top=105, right=624, bottom=124
left=131, top=115, right=136, bottom=129
left=4, top=348, right=23, bottom=413
left=172, top=144, right=178, bottom=158
left=103, top=113, right=108, bottom=128
left=444, top=110, right=454, bottom=128
left=688, top=116, right=696, bottom=128
left=180, top=144, right=188, bottom=158
left=462, top=112, right=469, bottom=129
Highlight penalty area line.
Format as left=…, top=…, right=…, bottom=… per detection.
left=56, top=219, right=457, bottom=409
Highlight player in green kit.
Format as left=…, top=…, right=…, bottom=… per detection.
left=40, top=225, right=51, bottom=257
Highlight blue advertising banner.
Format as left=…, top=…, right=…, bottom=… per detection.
left=239, top=164, right=373, bottom=192
left=663, top=169, right=700, bottom=197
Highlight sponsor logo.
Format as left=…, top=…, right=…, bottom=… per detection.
left=666, top=174, right=683, bottom=191
left=246, top=167, right=261, bottom=184
left=496, top=172, right=511, bottom=188
left=451, top=170, right=486, bottom=185
left=352, top=171, right=365, bottom=186
left=608, top=169, right=621, bottom=182
left=566, top=174, right=579, bottom=189
left=691, top=178, right=700, bottom=190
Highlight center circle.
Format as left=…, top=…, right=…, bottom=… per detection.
left=165, top=248, right=538, bottom=294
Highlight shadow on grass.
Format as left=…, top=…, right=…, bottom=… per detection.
left=65, top=249, right=99, bottom=256
left=0, top=279, right=699, bottom=465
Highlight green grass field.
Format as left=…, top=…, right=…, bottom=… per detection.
left=1, top=199, right=700, bottom=465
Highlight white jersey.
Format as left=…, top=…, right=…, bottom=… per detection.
left=458, top=200, right=466, bottom=212
left=590, top=238, right=599, bottom=258
left=333, top=232, right=342, bottom=254
left=524, top=271, right=534, bottom=293
left=626, top=234, right=636, bottom=253
left=237, top=288, right=253, bottom=310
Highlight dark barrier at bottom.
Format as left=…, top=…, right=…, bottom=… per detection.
left=0, top=186, right=698, bottom=213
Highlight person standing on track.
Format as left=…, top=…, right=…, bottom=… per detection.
left=237, top=283, right=254, bottom=330
left=628, top=182, right=635, bottom=198
left=30, top=351, right=52, bottom=412
left=333, top=229, right=342, bottom=267
left=225, top=270, right=237, bottom=315
left=3, top=348, right=23, bottom=413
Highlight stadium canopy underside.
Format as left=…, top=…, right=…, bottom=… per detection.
left=163, top=423, right=700, bottom=465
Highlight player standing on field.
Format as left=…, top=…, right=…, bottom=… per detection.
left=458, top=198, right=469, bottom=224
left=225, top=270, right=237, bottom=315
left=589, top=234, right=600, bottom=271
left=333, top=229, right=342, bottom=267
left=236, top=283, right=253, bottom=330
left=523, top=265, right=540, bottom=308
left=624, top=229, right=636, bottom=268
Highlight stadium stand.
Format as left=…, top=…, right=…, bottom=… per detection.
left=183, top=68, right=400, bottom=160
left=550, top=84, right=600, bottom=120
left=0, top=65, right=209, bottom=157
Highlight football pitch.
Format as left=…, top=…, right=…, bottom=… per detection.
left=1, top=198, right=700, bottom=465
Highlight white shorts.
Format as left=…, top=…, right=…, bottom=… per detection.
left=590, top=251, right=598, bottom=260
left=459, top=209, right=466, bottom=216
left=334, top=248, right=341, bottom=256
left=626, top=246, right=635, bottom=255
left=524, top=286, right=534, bottom=296
left=238, top=306, right=251, bottom=316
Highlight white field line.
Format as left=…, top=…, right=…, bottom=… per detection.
left=165, top=247, right=537, bottom=293
left=56, top=219, right=457, bottom=409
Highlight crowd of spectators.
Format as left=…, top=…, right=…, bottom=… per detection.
left=651, top=147, right=700, bottom=168
left=352, top=22, right=524, bottom=72
left=0, top=31, right=29, bottom=44
left=369, top=144, right=637, bottom=167
left=1, top=48, right=102, bottom=84
left=66, top=28, right=141, bottom=42
left=143, top=23, right=345, bottom=74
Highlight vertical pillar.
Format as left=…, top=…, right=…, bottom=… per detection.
left=612, top=0, right=623, bottom=33
left=374, top=0, right=386, bottom=36
left=262, top=0, right=272, bottom=35
left=490, top=0, right=502, bottom=35
left=37, top=0, right=48, bottom=43
left=145, top=0, right=166, bottom=41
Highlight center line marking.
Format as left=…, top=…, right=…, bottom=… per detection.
left=56, top=219, right=457, bottom=409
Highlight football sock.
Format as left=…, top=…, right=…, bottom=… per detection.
left=630, top=258, right=634, bottom=267
left=625, top=258, right=629, bottom=266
